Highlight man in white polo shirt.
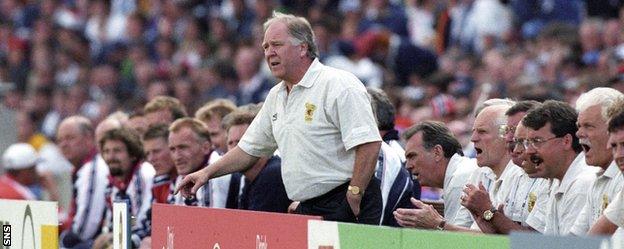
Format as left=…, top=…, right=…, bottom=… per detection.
left=393, top=121, right=477, bottom=228
left=589, top=98, right=624, bottom=235
left=571, top=87, right=624, bottom=235
left=453, top=103, right=524, bottom=230
left=522, top=101, right=598, bottom=235
left=463, top=101, right=552, bottom=234
left=177, top=11, right=382, bottom=224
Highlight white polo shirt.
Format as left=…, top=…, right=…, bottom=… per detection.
left=502, top=173, right=551, bottom=226
left=539, top=153, right=599, bottom=235
left=524, top=178, right=556, bottom=233
left=442, top=153, right=478, bottom=224
left=605, top=188, right=624, bottom=227
left=238, top=59, right=381, bottom=201
left=452, top=160, right=523, bottom=228
left=571, top=161, right=624, bottom=235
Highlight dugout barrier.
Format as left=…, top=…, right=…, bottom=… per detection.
left=151, top=204, right=618, bottom=249
left=0, top=200, right=616, bottom=249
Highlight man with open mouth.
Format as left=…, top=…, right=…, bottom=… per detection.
left=463, top=101, right=554, bottom=234
left=570, top=88, right=624, bottom=236
left=522, top=100, right=599, bottom=235
left=589, top=95, right=624, bottom=236
left=393, top=121, right=477, bottom=230
left=452, top=100, right=525, bottom=230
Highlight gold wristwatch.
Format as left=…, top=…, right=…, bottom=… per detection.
left=348, top=185, right=363, bottom=195
left=483, top=207, right=497, bottom=221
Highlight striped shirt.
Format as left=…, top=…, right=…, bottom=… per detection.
left=103, top=161, right=155, bottom=247
left=68, top=154, right=109, bottom=242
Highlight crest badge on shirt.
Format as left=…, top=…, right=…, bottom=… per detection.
left=602, top=194, right=610, bottom=213
left=528, top=192, right=537, bottom=212
left=305, top=102, right=316, bottom=122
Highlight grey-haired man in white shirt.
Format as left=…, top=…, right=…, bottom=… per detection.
left=176, top=11, right=382, bottom=224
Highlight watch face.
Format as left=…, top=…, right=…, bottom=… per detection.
left=348, top=186, right=360, bottom=195
left=484, top=210, right=494, bottom=221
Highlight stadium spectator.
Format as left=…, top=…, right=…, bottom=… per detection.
left=195, top=98, right=237, bottom=155
left=235, top=45, right=274, bottom=105
left=57, top=116, right=109, bottom=248
left=167, top=118, right=233, bottom=207
left=95, top=128, right=154, bottom=249
left=142, top=124, right=176, bottom=204
left=143, top=96, right=188, bottom=128
left=126, top=110, right=149, bottom=137
left=0, top=143, right=40, bottom=200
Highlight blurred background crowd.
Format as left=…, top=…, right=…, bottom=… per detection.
left=1, top=0, right=624, bottom=203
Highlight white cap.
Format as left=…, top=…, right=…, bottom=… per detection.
left=2, top=143, right=38, bottom=170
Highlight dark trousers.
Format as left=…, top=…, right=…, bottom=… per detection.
left=296, top=177, right=382, bottom=225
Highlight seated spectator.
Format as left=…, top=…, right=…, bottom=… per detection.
left=167, top=118, right=234, bottom=208
left=57, top=116, right=109, bottom=248
left=195, top=99, right=237, bottom=155
left=0, top=143, right=41, bottom=200
left=142, top=124, right=176, bottom=204
left=143, top=96, right=188, bottom=128
left=95, top=128, right=154, bottom=248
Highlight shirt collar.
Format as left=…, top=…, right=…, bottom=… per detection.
left=499, top=160, right=519, bottom=180
left=296, top=58, right=322, bottom=88
left=599, top=161, right=620, bottom=179
left=444, top=153, right=463, bottom=188
left=555, top=152, right=588, bottom=195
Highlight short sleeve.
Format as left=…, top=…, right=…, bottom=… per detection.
left=238, top=93, right=278, bottom=157
left=333, top=87, right=381, bottom=151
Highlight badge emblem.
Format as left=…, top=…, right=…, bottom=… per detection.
left=304, top=102, right=316, bottom=122
left=602, top=194, right=610, bottom=213
left=528, top=192, right=537, bottom=212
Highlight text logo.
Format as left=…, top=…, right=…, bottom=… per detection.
left=2, top=224, right=10, bottom=246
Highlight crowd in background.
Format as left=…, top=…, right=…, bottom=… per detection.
left=0, top=0, right=623, bottom=149
left=1, top=0, right=624, bottom=247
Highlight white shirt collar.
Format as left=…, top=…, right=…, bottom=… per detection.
left=444, top=153, right=463, bottom=188
left=599, top=160, right=620, bottom=179
left=555, top=152, right=588, bottom=195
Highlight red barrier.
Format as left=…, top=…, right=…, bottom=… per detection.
left=152, top=204, right=321, bottom=249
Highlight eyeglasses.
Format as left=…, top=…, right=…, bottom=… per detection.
left=512, top=138, right=526, bottom=151
left=499, top=125, right=516, bottom=137
left=522, top=136, right=561, bottom=150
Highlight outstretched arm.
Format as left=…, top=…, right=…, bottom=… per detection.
left=176, top=146, right=259, bottom=197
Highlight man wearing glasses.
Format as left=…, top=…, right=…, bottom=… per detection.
left=464, top=101, right=553, bottom=234
left=522, top=100, right=599, bottom=235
